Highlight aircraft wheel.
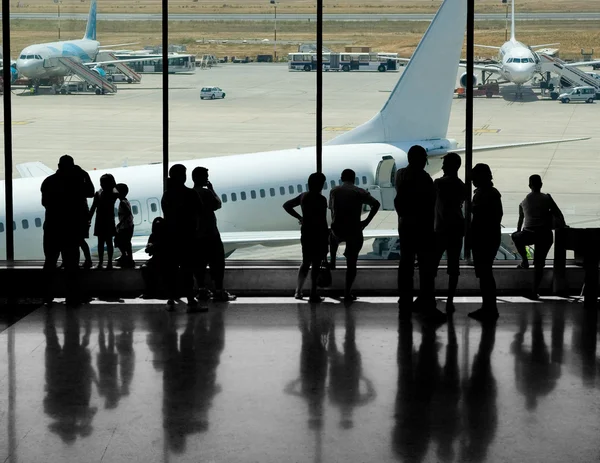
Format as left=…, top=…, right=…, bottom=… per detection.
left=486, top=90, right=493, bottom=98
left=95, top=88, right=102, bottom=95
left=127, top=77, right=133, bottom=84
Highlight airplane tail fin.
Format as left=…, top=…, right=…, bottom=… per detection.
left=327, top=0, right=467, bottom=146
left=83, top=0, right=97, bottom=41
left=510, top=0, right=516, bottom=41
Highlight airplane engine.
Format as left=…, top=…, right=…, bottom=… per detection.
left=459, top=72, right=478, bottom=88
left=91, top=66, right=107, bottom=78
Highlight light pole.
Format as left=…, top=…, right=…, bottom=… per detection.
left=53, top=0, right=62, bottom=40
left=270, top=0, right=278, bottom=62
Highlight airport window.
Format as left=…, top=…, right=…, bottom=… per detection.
left=289, top=186, right=294, bottom=194
left=0, top=223, right=4, bottom=233
left=231, top=193, right=237, bottom=202
left=150, top=203, right=158, bottom=213
left=222, top=194, right=227, bottom=203
left=132, top=205, right=139, bottom=215
left=35, top=218, right=42, bottom=228
left=241, top=192, right=247, bottom=200
left=251, top=190, right=257, bottom=199
left=362, top=176, right=368, bottom=185
left=260, top=189, right=266, bottom=198
left=22, top=220, right=29, bottom=230
left=297, top=184, right=303, bottom=193
left=280, top=186, right=285, bottom=196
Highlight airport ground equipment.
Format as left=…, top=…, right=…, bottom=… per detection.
left=37, top=57, right=117, bottom=94
left=539, top=54, right=600, bottom=99
left=97, top=52, right=142, bottom=83
left=455, top=81, right=500, bottom=98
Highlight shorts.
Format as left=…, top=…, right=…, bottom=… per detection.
left=331, top=230, right=364, bottom=260
left=434, top=232, right=463, bottom=276
left=511, top=228, right=553, bottom=266
left=472, top=234, right=501, bottom=278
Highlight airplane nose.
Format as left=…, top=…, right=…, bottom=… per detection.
left=512, top=65, right=535, bottom=84
left=16, top=59, right=37, bottom=78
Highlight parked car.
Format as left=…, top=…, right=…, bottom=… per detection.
left=559, top=86, right=596, bottom=103
left=200, top=86, right=226, bottom=99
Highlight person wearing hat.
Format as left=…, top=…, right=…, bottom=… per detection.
left=191, top=166, right=236, bottom=302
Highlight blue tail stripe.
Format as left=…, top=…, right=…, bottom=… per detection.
left=84, top=0, right=97, bottom=41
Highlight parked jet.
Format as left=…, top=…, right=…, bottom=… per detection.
left=15, top=0, right=144, bottom=93
left=0, top=0, right=587, bottom=260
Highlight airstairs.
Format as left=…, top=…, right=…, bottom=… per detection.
left=96, top=51, right=142, bottom=83
left=539, top=54, right=600, bottom=96
left=49, top=57, right=117, bottom=94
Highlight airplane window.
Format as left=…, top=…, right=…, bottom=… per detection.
left=270, top=188, right=275, bottom=197
left=330, top=180, right=336, bottom=189
left=19, top=55, right=26, bottom=59
left=251, top=190, right=256, bottom=199
left=150, top=203, right=157, bottom=212
left=507, top=58, right=513, bottom=63
left=260, top=189, right=266, bottom=198
left=35, top=55, right=42, bottom=59
left=297, top=184, right=303, bottom=193
left=13, top=222, right=16, bottom=231
left=305, top=184, right=309, bottom=192
left=0, top=223, right=4, bottom=233
left=289, top=186, right=295, bottom=194
left=231, top=193, right=237, bottom=202
left=22, top=220, right=29, bottom=230
left=362, top=176, right=368, bottom=184
left=323, top=182, right=328, bottom=191
left=241, top=191, right=247, bottom=200
left=35, top=218, right=42, bottom=228
left=221, top=194, right=227, bottom=203
left=114, top=208, right=119, bottom=218
left=132, top=205, right=139, bottom=215
left=280, top=186, right=285, bottom=195
left=339, top=180, right=343, bottom=185
left=354, top=178, right=359, bottom=185
left=27, top=55, right=34, bottom=59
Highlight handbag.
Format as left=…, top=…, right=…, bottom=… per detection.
left=316, top=260, right=332, bottom=288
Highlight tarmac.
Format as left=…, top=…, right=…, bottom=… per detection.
left=1, top=63, right=598, bottom=258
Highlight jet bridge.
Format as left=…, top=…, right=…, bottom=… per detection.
left=539, top=54, right=600, bottom=98
left=51, top=57, right=117, bottom=94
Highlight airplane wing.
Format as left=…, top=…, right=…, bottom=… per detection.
left=16, top=162, right=55, bottom=178
left=98, top=42, right=140, bottom=49
left=564, top=59, right=600, bottom=67
left=83, top=57, right=159, bottom=67
left=452, top=137, right=589, bottom=154
left=459, top=63, right=503, bottom=74
left=531, top=43, right=560, bottom=49
left=474, top=44, right=501, bottom=50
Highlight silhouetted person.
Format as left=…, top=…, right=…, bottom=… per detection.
left=433, top=152, right=466, bottom=315
left=510, top=308, right=561, bottom=410
left=141, top=217, right=167, bottom=298
left=116, top=310, right=135, bottom=398
left=114, top=183, right=135, bottom=268
left=395, top=145, right=444, bottom=322
left=512, top=174, right=566, bottom=299
left=162, top=164, right=202, bottom=311
left=77, top=167, right=95, bottom=269
left=89, top=173, right=118, bottom=270
left=329, top=168, right=380, bottom=301
left=284, top=307, right=332, bottom=432
left=191, top=166, right=236, bottom=303
left=43, top=309, right=97, bottom=443
left=96, top=314, right=120, bottom=409
left=460, top=320, right=498, bottom=463
left=41, top=155, right=93, bottom=306
left=284, top=172, right=329, bottom=303
left=468, top=163, right=503, bottom=322
left=327, top=309, right=376, bottom=429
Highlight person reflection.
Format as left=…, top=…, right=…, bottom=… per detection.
left=97, top=314, right=120, bottom=409
left=116, top=311, right=136, bottom=398
left=460, top=321, right=498, bottom=463
left=511, top=308, right=561, bottom=410
left=431, top=316, right=461, bottom=463
left=392, top=320, right=438, bottom=463
left=571, top=308, right=598, bottom=387
left=284, top=307, right=332, bottom=431
left=327, top=309, right=376, bottom=429
left=43, top=309, right=98, bottom=443
left=162, top=310, right=225, bottom=453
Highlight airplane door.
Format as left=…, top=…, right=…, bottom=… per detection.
left=130, top=200, right=143, bottom=226
left=374, top=155, right=397, bottom=211
left=147, top=197, right=161, bottom=223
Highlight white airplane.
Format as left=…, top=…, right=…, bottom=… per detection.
left=15, top=0, right=143, bottom=92
left=460, top=0, right=559, bottom=99
left=0, top=0, right=587, bottom=260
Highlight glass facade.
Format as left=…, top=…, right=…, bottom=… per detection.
left=1, top=1, right=593, bottom=262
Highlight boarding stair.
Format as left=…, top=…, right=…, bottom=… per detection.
left=96, top=51, right=142, bottom=83
left=539, top=54, right=600, bottom=96
left=45, top=57, right=117, bottom=94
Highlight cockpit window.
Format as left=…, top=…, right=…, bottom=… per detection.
left=35, top=55, right=42, bottom=60
left=26, top=55, right=34, bottom=59
left=507, top=58, right=513, bottom=63
left=19, top=55, right=26, bottom=59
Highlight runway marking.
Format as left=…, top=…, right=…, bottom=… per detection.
left=0, top=120, right=33, bottom=125
left=464, top=124, right=501, bottom=135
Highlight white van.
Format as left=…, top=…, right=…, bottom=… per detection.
left=558, top=86, right=596, bottom=103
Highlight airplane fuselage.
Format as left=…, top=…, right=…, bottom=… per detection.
left=498, top=39, right=537, bottom=85
left=0, top=141, right=454, bottom=260
left=16, top=39, right=100, bottom=80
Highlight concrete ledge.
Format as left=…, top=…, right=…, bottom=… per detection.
left=0, top=261, right=590, bottom=298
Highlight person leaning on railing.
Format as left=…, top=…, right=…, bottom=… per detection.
left=511, top=174, right=566, bottom=300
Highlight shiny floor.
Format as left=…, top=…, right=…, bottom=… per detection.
left=1, top=297, right=599, bottom=463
